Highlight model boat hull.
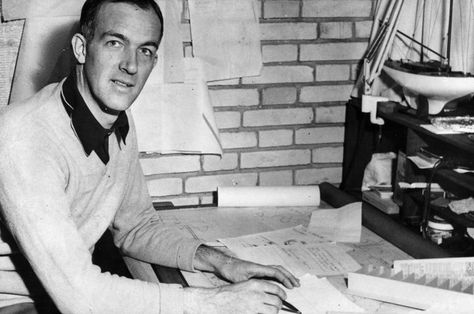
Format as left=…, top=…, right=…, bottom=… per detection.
left=383, top=62, right=474, bottom=115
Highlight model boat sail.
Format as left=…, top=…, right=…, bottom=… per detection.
left=361, top=0, right=474, bottom=115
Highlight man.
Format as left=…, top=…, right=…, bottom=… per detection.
left=0, top=0, right=299, bottom=313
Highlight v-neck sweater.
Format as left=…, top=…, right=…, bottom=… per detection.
left=0, top=80, right=203, bottom=313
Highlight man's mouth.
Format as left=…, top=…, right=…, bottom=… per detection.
left=112, top=80, right=134, bottom=88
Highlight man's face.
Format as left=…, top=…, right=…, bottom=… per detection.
left=82, top=2, right=162, bottom=113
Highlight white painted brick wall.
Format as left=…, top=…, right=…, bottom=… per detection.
left=316, top=64, right=351, bottom=81
left=295, top=127, right=345, bottom=144
left=300, top=85, right=354, bottom=103
left=220, top=131, right=258, bottom=149
left=264, top=0, right=300, bottom=18
left=138, top=0, right=374, bottom=201
left=210, top=89, right=259, bottom=107
left=300, top=42, right=368, bottom=61
left=241, top=149, right=311, bottom=168
left=260, top=170, right=293, bottom=186
left=242, top=65, right=314, bottom=84
left=302, top=0, right=373, bottom=18
left=259, top=129, right=293, bottom=147
left=185, top=173, right=258, bottom=193
left=260, top=23, right=317, bottom=40
left=319, top=22, right=352, bottom=39
left=243, top=108, right=313, bottom=127
left=262, top=87, right=297, bottom=105
left=295, top=167, right=342, bottom=184
left=203, top=153, right=239, bottom=172
left=313, top=146, right=344, bottom=163
left=262, top=44, right=298, bottom=62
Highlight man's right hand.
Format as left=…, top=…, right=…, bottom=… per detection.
left=183, top=279, right=287, bottom=314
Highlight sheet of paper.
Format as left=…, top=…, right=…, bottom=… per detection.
left=393, top=257, right=474, bottom=284
left=308, top=202, right=362, bottom=243
left=218, top=225, right=329, bottom=248
left=131, top=58, right=222, bottom=154
left=225, top=242, right=361, bottom=277
left=217, top=186, right=320, bottom=207
left=286, top=274, right=364, bottom=314
left=9, top=16, right=79, bottom=104
left=2, top=0, right=84, bottom=21
left=0, top=20, right=24, bottom=108
left=188, top=0, right=262, bottom=81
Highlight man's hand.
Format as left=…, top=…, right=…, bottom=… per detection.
left=184, top=279, right=286, bottom=314
left=193, top=245, right=300, bottom=289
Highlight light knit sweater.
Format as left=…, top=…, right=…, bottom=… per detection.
left=0, top=80, right=203, bottom=313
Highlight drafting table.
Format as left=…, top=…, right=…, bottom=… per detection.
left=125, top=182, right=452, bottom=313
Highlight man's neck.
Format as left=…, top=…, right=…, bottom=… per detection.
left=75, top=65, right=118, bottom=130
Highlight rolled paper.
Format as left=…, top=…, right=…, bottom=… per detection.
left=217, top=186, right=320, bottom=207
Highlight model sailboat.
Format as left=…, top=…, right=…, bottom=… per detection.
left=362, top=0, right=474, bottom=116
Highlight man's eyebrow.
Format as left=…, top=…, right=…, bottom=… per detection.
left=101, top=31, right=159, bottom=49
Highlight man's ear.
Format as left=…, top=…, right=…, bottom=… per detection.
left=71, top=33, right=87, bottom=64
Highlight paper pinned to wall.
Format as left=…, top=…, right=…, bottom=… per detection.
left=131, top=57, right=222, bottom=154
left=9, top=16, right=79, bottom=104
left=188, top=0, right=262, bottom=81
left=0, top=20, right=24, bottom=108
left=1, top=0, right=84, bottom=21
left=308, top=202, right=362, bottom=243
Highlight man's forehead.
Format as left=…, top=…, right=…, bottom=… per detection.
left=94, top=2, right=162, bottom=42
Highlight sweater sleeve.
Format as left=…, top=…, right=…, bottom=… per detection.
left=110, top=150, right=203, bottom=272
left=0, top=134, right=185, bottom=314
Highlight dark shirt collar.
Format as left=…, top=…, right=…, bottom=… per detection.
left=60, top=73, right=129, bottom=164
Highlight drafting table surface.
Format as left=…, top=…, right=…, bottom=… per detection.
left=156, top=205, right=416, bottom=313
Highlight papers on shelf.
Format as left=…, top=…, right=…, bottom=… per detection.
left=308, top=202, right=362, bottom=243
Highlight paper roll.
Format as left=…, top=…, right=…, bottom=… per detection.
left=217, top=186, right=320, bottom=207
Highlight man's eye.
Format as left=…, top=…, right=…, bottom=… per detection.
left=140, top=48, right=154, bottom=57
left=106, top=40, right=122, bottom=48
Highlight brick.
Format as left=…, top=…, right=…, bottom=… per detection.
left=203, top=153, right=239, bottom=171
left=200, top=195, right=215, bottom=205
left=140, top=156, right=200, bottom=175
left=316, top=64, right=351, bottom=81
left=260, top=170, right=293, bottom=186
left=300, top=85, right=354, bottom=103
left=184, top=45, right=193, bottom=58
left=312, top=146, right=344, bottom=163
left=315, top=106, right=346, bottom=123
left=295, top=167, right=342, bottom=184
left=147, top=178, right=183, bottom=196
left=210, top=89, right=259, bottom=107
left=259, top=129, right=293, bottom=147
left=262, top=44, right=298, bottom=62
left=319, top=22, right=352, bottom=39
left=300, top=42, right=368, bottom=61
left=260, top=23, right=317, bottom=40
left=263, top=87, right=297, bottom=105
left=241, top=149, right=311, bottom=168
left=220, top=131, right=257, bottom=149
left=242, top=65, right=313, bottom=84
left=264, top=0, right=300, bottom=18
left=302, top=0, right=372, bottom=18
left=351, top=64, right=360, bottom=81
left=244, top=108, right=313, bottom=127
left=185, top=173, right=258, bottom=193
left=215, top=111, right=241, bottom=129
left=296, top=127, right=345, bottom=144
left=355, top=20, right=373, bottom=38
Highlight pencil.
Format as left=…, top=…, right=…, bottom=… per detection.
left=281, top=300, right=301, bottom=314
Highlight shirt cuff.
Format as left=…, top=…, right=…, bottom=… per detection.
left=176, top=239, right=203, bottom=272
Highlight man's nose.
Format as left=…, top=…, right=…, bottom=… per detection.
left=119, top=50, right=138, bottom=75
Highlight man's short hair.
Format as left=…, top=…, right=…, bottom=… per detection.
left=80, top=0, right=164, bottom=42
